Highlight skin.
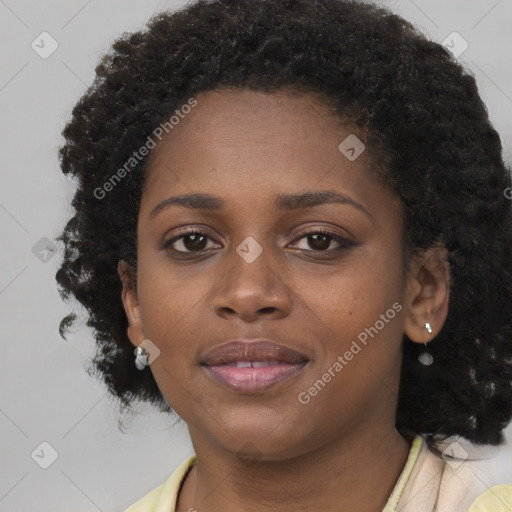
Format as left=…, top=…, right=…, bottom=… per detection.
left=118, top=88, right=450, bottom=512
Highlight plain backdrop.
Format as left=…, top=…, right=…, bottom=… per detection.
left=1, top=0, right=511, bottom=510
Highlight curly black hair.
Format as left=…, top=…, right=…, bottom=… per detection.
left=56, top=0, right=512, bottom=446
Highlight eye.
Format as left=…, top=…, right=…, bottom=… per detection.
left=162, top=227, right=354, bottom=255
left=163, top=229, right=221, bottom=253
left=289, top=229, right=354, bottom=252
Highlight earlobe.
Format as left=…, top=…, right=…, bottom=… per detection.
left=403, top=245, right=450, bottom=344
left=117, top=260, right=144, bottom=348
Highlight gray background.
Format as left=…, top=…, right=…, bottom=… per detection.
left=1, top=0, right=511, bottom=510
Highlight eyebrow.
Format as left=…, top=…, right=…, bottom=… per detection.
left=149, top=190, right=372, bottom=220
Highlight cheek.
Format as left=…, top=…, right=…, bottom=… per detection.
left=136, top=261, right=207, bottom=360
left=301, top=253, right=402, bottom=327
left=297, top=251, right=404, bottom=372
left=294, top=264, right=404, bottom=420
left=135, top=268, right=206, bottom=411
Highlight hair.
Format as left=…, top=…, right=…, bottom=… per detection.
left=56, top=0, right=512, bottom=445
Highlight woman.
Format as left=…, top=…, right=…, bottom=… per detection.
left=56, top=0, right=512, bottom=510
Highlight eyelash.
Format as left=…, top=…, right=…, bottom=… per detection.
left=162, top=227, right=354, bottom=255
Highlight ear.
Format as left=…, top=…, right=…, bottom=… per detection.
left=118, top=260, right=144, bottom=348
left=403, top=244, right=450, bottom=344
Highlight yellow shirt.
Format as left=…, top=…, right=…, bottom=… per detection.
left=124, top=436, right=512, bottom=512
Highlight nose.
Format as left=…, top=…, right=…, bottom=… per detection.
left=212, top=249, right=292, bottom=323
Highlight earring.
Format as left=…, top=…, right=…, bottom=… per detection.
left=418, top=322, right=434, bottom=366
left=134, top=346, right=149, bottom=370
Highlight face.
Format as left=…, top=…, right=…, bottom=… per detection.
left=123, top=88, right=413, bottom=460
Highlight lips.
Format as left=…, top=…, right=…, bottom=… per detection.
left=201, top=339, right=309, bottom=392
left=202, top=339, right=309, bottom=366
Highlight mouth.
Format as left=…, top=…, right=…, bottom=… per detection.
left=201, top=339, right=309, bottom=393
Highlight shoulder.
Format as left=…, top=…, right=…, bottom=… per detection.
left=434, top=440, right=512, bottom=512
left=123, top=454, right=196, bottom=512
left=468, top=486, right=512, bottom=511
left=395, top=435, right=512, bottom=512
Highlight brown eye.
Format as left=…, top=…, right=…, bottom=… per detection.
left=306, top=233, right=332, bottom=251
left=164, top=231, right=220, bottom=253
left=290, top=230, right=353, bottom=252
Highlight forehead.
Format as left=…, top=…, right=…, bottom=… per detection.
left=142, top=88, right=372, bottom=197
left=137, top=87, right=402, bottom=240
left=162, top=87, right=342, bottom=138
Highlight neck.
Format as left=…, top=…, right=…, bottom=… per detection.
left=176, top=427, right=412, bottom=512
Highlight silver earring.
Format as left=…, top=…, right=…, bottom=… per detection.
left=418, top=322, right=434, bottom=366
left=134, top=346, right=149, bottom=370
